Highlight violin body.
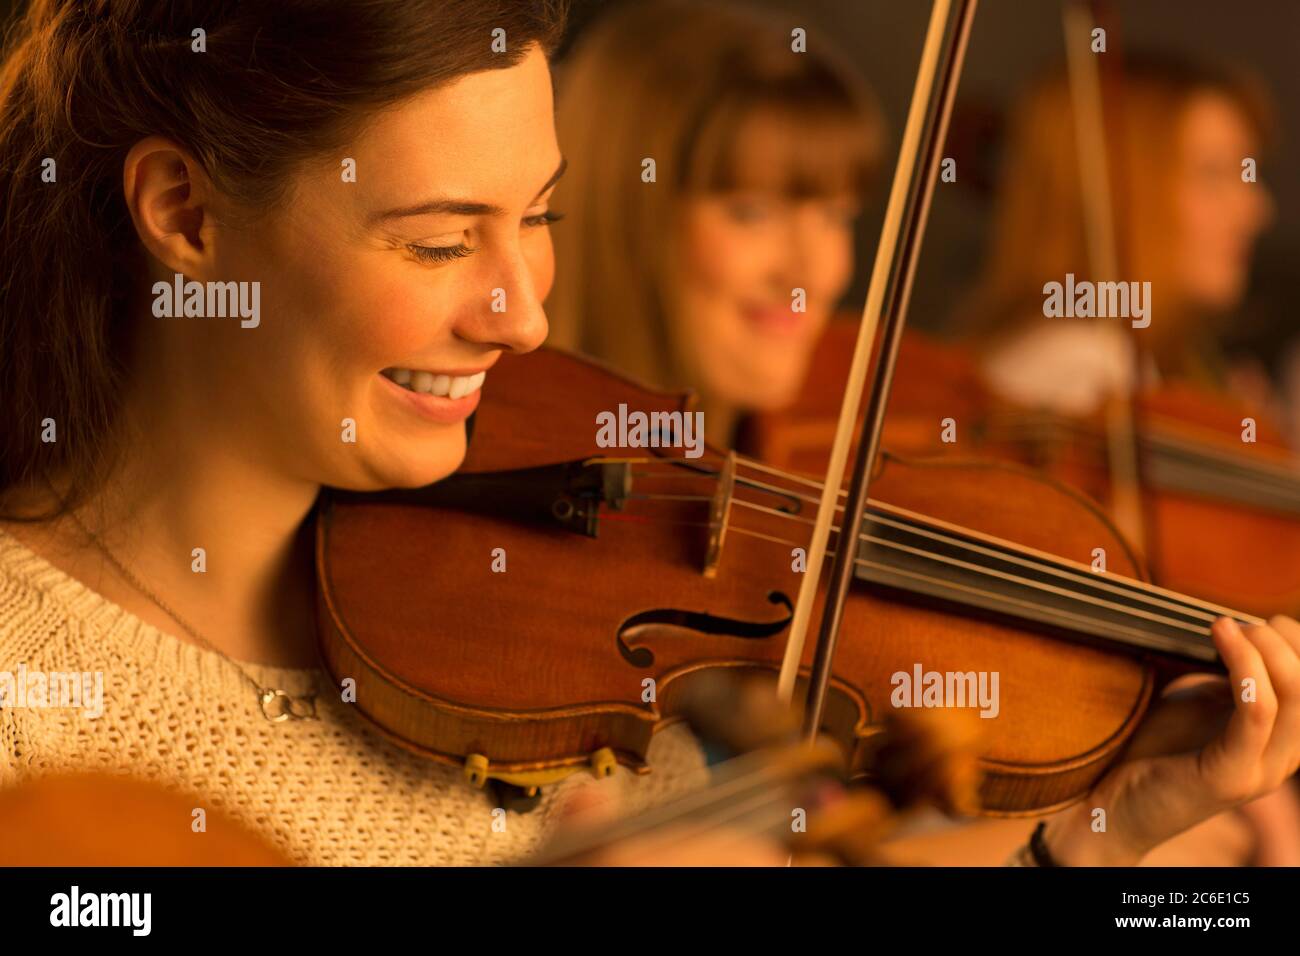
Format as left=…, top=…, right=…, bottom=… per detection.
left=316, top=348, right=1192, bottom=817
left=749, top=319, right=1300, bottom=617
left=741, top=320, right=984, bottom=478
left=986, top=385, right=1300, bottom=617
left=0, top=773, right=293, bottom=866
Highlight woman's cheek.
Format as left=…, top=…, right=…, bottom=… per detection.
left=805, top=221, right=852, bottom=306
left=683, top=209, right=745, bottom=287
left=1180, top=193, right=1234, bottom=303
left=339, top=275, right=451, bottom=372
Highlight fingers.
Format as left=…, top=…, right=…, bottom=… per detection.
left=1267, top=614, right=1300, bottom=657
left=1203, top=616, right=1300, bottom=800
left=1236, top=779, right=1300, bottom=867
left=1202, top=618, right=1276, bottom=791
left=554, top=779, right=623, bottom=831
left=1261, top=616, right=1300, bottom=777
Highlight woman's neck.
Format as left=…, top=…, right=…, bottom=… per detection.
left=5, top=419, right=323, bottom=670
left=700, top=393, right=741, bottom=450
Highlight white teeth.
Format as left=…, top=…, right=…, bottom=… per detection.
left=449, top=371, right=486, bottom=399
left=385, top=367, right=487, bottom=399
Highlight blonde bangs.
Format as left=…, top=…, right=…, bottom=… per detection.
left=684, top=88, right=882, bottom=200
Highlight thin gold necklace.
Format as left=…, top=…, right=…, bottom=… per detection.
left=69, top=511, right=319, bottom=723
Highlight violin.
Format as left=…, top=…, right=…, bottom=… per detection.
left=748, top=319, right=1300, bottom=618
left=309, top=0, right=1257, bottom=854
left=0, top=772, right=293, bottom=866
left=314, top=345, right=1253, bottom=818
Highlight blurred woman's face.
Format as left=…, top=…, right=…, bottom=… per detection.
left=1173, top=91, right=1272, bottom=311
left=674, top=114, right=859, bottom=412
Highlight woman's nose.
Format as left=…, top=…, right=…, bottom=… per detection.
left=456, top=250, right=549, bottom=354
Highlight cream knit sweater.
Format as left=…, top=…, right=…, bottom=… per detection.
left=0, top=528, right=708, bottom=865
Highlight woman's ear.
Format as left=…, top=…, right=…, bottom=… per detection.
left=122, top=136, right=220, bottom=278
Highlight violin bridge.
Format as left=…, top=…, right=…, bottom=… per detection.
left=704, top=451, right=736, bottom=578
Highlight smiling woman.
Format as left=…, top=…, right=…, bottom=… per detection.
left=546, top=0, right=884, bottom=447
left=0, top=0, right=724, bottom=866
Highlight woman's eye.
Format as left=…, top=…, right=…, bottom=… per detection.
left=523, top=210, right=565, bottom=228
left=408, top=243, right=474, bottom=263
left=406, top=212, right=562, bottom=262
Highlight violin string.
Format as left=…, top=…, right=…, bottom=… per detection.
left=627, top=464, right=803, bottom=506
left=853, top=556, right=1223, bottom=648
left=623, top=440, right=1300, bottom=512
left=733, top=497, right=817, bottom=526
left=727, top=524, right=808, bottom=549
left=722, top=519, right=1227, bottom=643
left=976, top=410, right=1300, bottom=487
left=976, top=415, right=1300, bottom=509
left=736, top=505, right=1227, bottom=644
left=618, top=460, right=1249, bottom=650
left=723, top=454, right=1255, bottom=625
left=631, top=470, right=805, bottom=512
left=732, top=455, right=834, bottom=492
left=1145, top=440, right=1300, bottom=511
left=1142, top=425, right=1300, bottom=487
left=612, top=501, right=1226, bottom=655
left=625, top=466, right=1239, bottom=627
left=853, top=509, right=1242, bottom=627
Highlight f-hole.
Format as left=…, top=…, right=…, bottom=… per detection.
left=616, top=591, right=795, bottom=668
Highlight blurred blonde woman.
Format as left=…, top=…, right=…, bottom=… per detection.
left=547, top=0, right=883, bottom=447
left=965, top=54, right=1277, bottom=418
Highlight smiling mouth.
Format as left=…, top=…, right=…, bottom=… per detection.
left=381, top=367, right=487, bottom=400
left=741, top=304, right=807, bottom=335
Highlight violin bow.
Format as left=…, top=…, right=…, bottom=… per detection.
left=1062, top=0, right=1149, bottom=558
left=775, top=0, right=979, bottom=737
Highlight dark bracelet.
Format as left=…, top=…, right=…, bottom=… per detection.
left=1029, top=821, right=1061, bottom=867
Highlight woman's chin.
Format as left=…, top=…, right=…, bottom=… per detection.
left=729, top=369, right=807, bottom=413
left=332, top=442, right=469, bottom=492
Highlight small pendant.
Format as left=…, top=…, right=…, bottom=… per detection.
left=260, top=688, right=319, bottom=722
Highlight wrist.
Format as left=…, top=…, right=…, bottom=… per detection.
left=1040, top=802, right=1145, bottom=867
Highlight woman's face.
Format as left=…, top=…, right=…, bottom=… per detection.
left=674, top=114, right=859, bottom=412
left=154, top=47, right=560, bottom=492
left=1173, top=91, right=1272, bottom=311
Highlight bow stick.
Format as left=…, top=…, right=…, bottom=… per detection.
left=776, top=0, right=979, bottom=738
left=1062, top=0, right=1149, bottom=558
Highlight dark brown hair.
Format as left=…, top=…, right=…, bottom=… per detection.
left=0, top=0, right=567, bottom=519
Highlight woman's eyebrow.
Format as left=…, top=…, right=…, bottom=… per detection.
left=534, top=155, right=568, bottom=199
left=368, top=156, right=567, bottom=224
